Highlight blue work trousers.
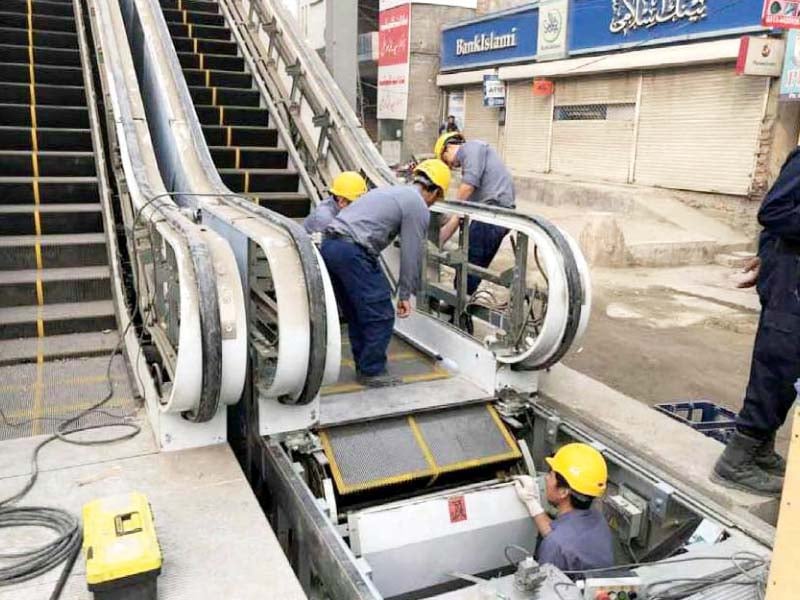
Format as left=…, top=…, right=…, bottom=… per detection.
left=320, top=238, right=395, bottom=377
left=466, top=221, right=509, bottom=295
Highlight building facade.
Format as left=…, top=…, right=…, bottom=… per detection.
left=437, top=1, right=800, bottom=198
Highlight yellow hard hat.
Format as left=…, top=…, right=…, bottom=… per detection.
left=330, top=171, right=367, bottom=202
left=545, top=443, right=608, bottom=498
left=413, top=159, right=451, bottom=193
left=434, top=131, right=465, bottom=160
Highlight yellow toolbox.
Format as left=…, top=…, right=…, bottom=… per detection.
left=82, top=492, right=162, bottom=600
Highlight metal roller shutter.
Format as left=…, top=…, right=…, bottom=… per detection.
left=634, top=64, right=768, bottom=195
left=550, top=73, right=639, bottom=183
left=463, top=85, right=500, bottom=148
left=504, top=81, right=552, bottom=174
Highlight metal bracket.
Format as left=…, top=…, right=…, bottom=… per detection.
left=650, top=481, right=676, bottom=521
left=545, top=415, right=561, bottom=447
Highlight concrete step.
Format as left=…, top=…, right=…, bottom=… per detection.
left=0, top=44, right=81, bottom=68
left=0, top=103, right=89, bottom=129
left=178, top=51, right=244, bottom=73
left=0, top=176, right=98, bottom=204
left=172, top=36, right=236, bottom=56
left=219, top=168, right=299, bottom=194
left=201, top=124, right=277, bottom=147
left=4, top=0, right=75, bottom=19
left=0, top=126, right=92, bottom=151
left=0, top=232, right=107, bottom=269
left=168, top=21, right=231, bottom=41
left=183, top=66, right=251, bottom=89
left=0, top=299, right=116, bottom=339
left=0, top=265, right=111, bottom=307
left=195, top=104, right=268, bottom=127
left=0, top=330, right=119, bottom=365
left=189, top=85, right=259, bottom=107
left=0, top=11, right=77, bottom=34
left=0, top=204, right=103, bottom=235
left=0, top=61, right=83, bottom=86
left=0, top=81, right=85, bottom=106
left=210, top=146, right=288, bottom=170
left=714, top=251, right=757, bottom=269
left=0, top=151, right=95, bottom=177
left=159, top=0, right=221, bottom=15
left=0, top=26, right=78, bottom=51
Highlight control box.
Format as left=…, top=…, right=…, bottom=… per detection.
left=582, top=576, right=641, bottom=600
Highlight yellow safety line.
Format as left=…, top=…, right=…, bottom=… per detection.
left=218, top=105, right=224, bottom=126
left=187, top=23, right=193, bottom=38
left=234, top=147, right=241, bottom=169
left=205, top=69, right=211, bottom=87
left=193, top=37, right=198, bottom=53
left=182, top=8, right=188, bottom=24
left=486, top=404, right=523, bottom=454
left=408, top=416, right=441, bottom=486
left=178, top=0, right=182, bottom=10
left=226, top=125, right=232, bottom=146
left=243, top=170, right=250, bottom=193
left=198, top=52, right=204, bottom=70
left=211, top=86, right=217, bottom=106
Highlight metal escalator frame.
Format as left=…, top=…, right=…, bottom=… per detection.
left=122, top=0, right=338, bottom=406
left=86, top=0, right=247, bottom=430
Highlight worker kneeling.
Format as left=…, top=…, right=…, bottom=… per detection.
left=304, top=171, right=367, bottom=234
left=514, top=443, right=614, bottom=575
left=321, top=160, right=451, bottom=388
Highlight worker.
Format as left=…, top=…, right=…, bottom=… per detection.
left=434, top=132, right=516, bottom=296
left=712, top=148, right=800, bottom=496
left=321, top=159, right=451, bottom=387
left=514, top=443, right=614, bottom=574
left=304, top=171, right=367, bottom=234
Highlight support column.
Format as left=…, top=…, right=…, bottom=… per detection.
left=325, top=0, right=358, bottom=110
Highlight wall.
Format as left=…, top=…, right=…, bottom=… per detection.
left=476, top=0, right=529, bottom=14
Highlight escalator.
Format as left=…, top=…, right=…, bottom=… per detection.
left=0, top=0, right=134, bottom=438
left=157, top=0, right=309, bottom=217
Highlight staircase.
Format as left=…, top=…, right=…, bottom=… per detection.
left=0, top=0, right=116, bottom=367
left=158, top=0, right=309, bottom=217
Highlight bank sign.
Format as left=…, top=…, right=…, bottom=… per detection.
left=441, top=7, right=539, bottom=70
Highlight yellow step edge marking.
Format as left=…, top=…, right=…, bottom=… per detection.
left=30, top=105, right=37, bottom=130
left=182, top=8, right=188, bottom=25
left=226, top=125, right=232, bottom=146
left=243, top=170, right=250, bottom=193
left=234, top=147, right=241, bottom=169
left=211, top=86, right=217, bottom=106
left=205, top=69, right=211, bottom=87
left=31, top=151, right=39, bottom=178
left=198, top=53, right=204, bottom=70
left=187, top=23, right=193, bottom=38
left=29, top=83, right=36, bottom=107
left=486, top=404, right=522, bottom=455
left=30, top=128, right=38, bottom=152
left=408, top=415, right=441, bottom=486
left=218, top=105, right=224, bottom=126
left=178, top=0, right=183, bottom=10
left=193, top=37, right=198, bottom=54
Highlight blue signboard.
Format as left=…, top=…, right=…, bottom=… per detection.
left=441, top=7, right=539, bottom=71
left=569, top=0, right=768, bottom=54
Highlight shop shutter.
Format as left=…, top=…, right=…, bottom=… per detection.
left=463, top=85, right=500, bottom=148
left=504, top=81, right=551, bottom=174
left=549, top=73, right=638, bottom=183
left=634, top=64, right=767, bottom=196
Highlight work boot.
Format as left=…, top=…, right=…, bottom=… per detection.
left=356, top=371, right=402, bottom=388
left=711, top=431, right=784, bottom=497
left=754, top=434, right=786, bottom=477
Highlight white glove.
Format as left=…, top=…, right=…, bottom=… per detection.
left=513, top=475, right=544, bottom=518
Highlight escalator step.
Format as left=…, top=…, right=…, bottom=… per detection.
left=0, top=104, right=89, bottom=129
left=0, top=300, right=116, bottom=341
left=219, top=168, right=299, bottom=194
left=0, top=44, right=81, bottom=67
left=172, top=36, right=237, bottom=56
left=0, top=232, right=107, bottom=270
left=0, top=265, right=112, bottom=308
left=0, top=62, right=83, bottom=86
left=209, top=146, right=288, bottom=170
left=169, top=22, right=230, bottom=41
left=248, top=193, right=312, bottom=219
left=0, top=204, right=103, bottom=235
left=0, top=12, right=77, bottom=34
left=0, top=26, right=78, bottom=49
left=0, top=177, right=99, bottom=204
left=195, top=105, right=268, bottom=127
left=178, top=51, right=243, bottom=72
left=162, top=8, right=225, bottom=27
left=159, top=0, right=220, bottom=15
left=4, top=0, right=75, bottom=19
left=0, top=126, right=92, bottom=151
left=0, top=151, right=95, bottom=177
left=189, top=85, right=259, bottom=107
left=201, top=124, right=278, bottom=147
left=183, top=67, right=251, bottom=89
left=0, top=82, right=86, bottom=106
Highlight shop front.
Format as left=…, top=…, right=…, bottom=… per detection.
left=438, top=0, right=783, bottom=197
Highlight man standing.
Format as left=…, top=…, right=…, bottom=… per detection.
left=439, top=115, right=460, bottom=135
left=514, top=444, right=614, bottom=574
left=712, top=149, right=800, bottom=496
left=434, top=132, right=515, bottom=295
left=304, top=171, right=367, bottom=234
left=321, top=160, right=451, bottom=387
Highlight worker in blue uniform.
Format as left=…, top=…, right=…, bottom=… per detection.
left=303, top=171, right=367, bottom=234
left=434, top=132, right=516, bottom=296
left=321, top=160, right=451, bottom=387
left=514, top=444, right=614, bottom=575
left=712, top=148, right=800, bottom=496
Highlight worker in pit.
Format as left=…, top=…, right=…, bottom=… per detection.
left=303, top=171, right=368, bottom=234
left=712, top=148, right=800, bottom=497
left=321, top=159, right=451, bottom=387
left=513, top=443, right=614, bottom=574
left=434, top=132, right=516, bottom=296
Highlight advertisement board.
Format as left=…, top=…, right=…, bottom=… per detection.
left=378, top=2, right=411, bottom=120
left=537, top=0, right=569, bottom=61
left=483, top=74, right=506, bottom=107
left=780, top=30, right=800, bottom=99
left=763, top=0, right=800, bottom=28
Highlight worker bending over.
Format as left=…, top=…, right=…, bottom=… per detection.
left=713, top=148, right=800, bottom=496
left=304, top=171, right=367, bottom=234
left=321, top=160, right=451, bottom=387
left=435, top=132, right=516, bottom=295
left=514, top=443, right=614, bottom=574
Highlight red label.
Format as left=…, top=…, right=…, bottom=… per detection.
left=532, top=79, right=555, bottom=96
left=448, top=496, right=467, bottom=523
left=736, top=36, right=750, bottom=75
left=379, top=4, right=411, bottom=67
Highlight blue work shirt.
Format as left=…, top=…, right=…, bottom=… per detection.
left=537, top=509, right=614, bottom=574
left=325, top=185, right=430, bottom=301
left=456, top=140, right=515, bottom=209
left=304, top=196, right=341, bottom=234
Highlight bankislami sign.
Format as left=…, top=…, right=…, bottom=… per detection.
left=456, top=29, right=518, bottom=56
left=610, top=0, right=707, bottom=35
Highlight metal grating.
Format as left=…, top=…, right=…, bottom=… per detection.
left=320, top=404, right=521, bottom=495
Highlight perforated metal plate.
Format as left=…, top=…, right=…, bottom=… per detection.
left=320, top=404, right=521, bottom=495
